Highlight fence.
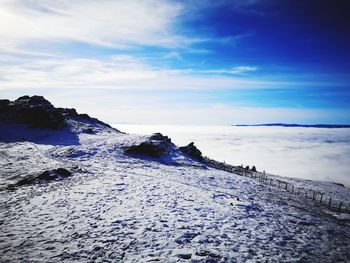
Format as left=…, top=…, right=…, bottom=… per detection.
left=203, top=157, right=350, bottom=213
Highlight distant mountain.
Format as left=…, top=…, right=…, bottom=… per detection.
left=234, top=123, right=350, bottom=128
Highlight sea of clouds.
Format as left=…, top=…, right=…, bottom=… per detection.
left=114, top=124, right=350, bottom=187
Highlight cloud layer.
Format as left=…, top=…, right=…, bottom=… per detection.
left=0, top=55, right=274, bottom=90
left=115, top=124, right=350, bottom=187
left=0, top=0, right=186, bottom=49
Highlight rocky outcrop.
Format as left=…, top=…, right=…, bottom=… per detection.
left=124, top=133, right=172, bottom=158
left=124, top=134, right=206, bottom=164
left=0, top=95, right=112, bottom=130
left=124, top=142, right=168, bottom=157
left=0, top=96, right=64, bottom=129
left=11, top=168, right=72, bottom=188
left=178, top=142, right=203, bottom=161
left=149, top=133, right=172, bottom=143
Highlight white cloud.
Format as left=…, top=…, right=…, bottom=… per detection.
left=98, top=105, right=335, bottom=125
left=0, top=0, right=188, bottom=49
left=201, top=66, right=258, bottom=75
left=163, top=51, right=183, bottom=61
left=0, top=55, right=275, bottom=90
left=114, top=124, right=350, bottom=187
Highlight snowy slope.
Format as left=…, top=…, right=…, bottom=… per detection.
left=1, top=97, right=350, bottom=262
left=115, top=124, right=350, bottom=187
left=1, top=127, right=350, bottom=262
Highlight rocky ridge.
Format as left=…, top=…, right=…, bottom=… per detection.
left=0, top=95, right=113, bottom=130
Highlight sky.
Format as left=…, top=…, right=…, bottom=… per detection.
left=0, top=0, right=350, bottom=125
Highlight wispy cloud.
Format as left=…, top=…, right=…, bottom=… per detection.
left=163, top=51, right=183, bottom=61
left=0, top=55, right=275, bottom=90
left=85, top=104, right=348, bottom=126
left=3, top=51, right=342, bottom=91
left=200, top=66, right=258, bottom=75
left=0, top=0, right=190, bottom=49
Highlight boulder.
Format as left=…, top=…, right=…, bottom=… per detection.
left=14, top=168, right=72, bottom=187
left=124, top=142, right=167, bottom=157
left=149, top=133, right=172, bottom=143
left=178, top=142, right=203, bottom=161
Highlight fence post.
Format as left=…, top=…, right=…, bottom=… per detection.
left=320, top=193, right=324, bottom=203
left=338, top=201, right=343, bottom=211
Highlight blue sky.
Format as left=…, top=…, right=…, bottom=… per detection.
left=0, top=0, right=349, bottom=124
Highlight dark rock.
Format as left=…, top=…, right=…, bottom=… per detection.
left=15, top=106, right=65, bottom=129
left=58, top=108, right=112, bottom=128
left=57, top=108, right=79, bottom=118
left=78, top=113, right=90, bottom=119
left=149, top=133, right=171, bottom=143
left=0, top=100, right=10, bottom=114
left=0, top=95, right=64, bottom=129
left=124, top=142, right=167, bottom=157
left=195, top=250, right=221, bottom=259
left=0, top=95, right=113, bottom=131
left=178, top=142, right=203, bottom=161
left=0, top=99, right=10, bottom=107
left=83, top=128, right=95, bottom=134
left=177, top=253, right=192, bottom=260
left=38, top=168, right=72, bottom=180
left=13, top=168, right=72, bottom=187
left=15, top=95, right=54, bottom=109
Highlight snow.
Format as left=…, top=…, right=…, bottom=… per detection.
left=114, top=124, right=350, bottom=187
left=1, top=125, right=350, bottom=262
left=335, top=213, right=350, bottom=221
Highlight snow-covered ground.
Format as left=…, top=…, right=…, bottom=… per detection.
left=115, top=124, right=350, bottom=187
left=1, top=123, right=350, bottom=262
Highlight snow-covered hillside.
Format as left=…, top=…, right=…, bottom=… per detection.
left=1, top=96, right=350, bottom=262
left=115, top=124, right=350, bottom=187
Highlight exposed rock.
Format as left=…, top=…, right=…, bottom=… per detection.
left=177, top=253, right=192, bottom=260
left=15, top=95, right=54, bottom=109
left=124, top=142, right=168, bottom=157
left=12, top=168, right=72, bottom=187
left=0, top=99, right=10, bottom=109
left=124, top=133, right=174, bottom=158
left=149, top=133, right=171, bottom=143
left=0, top=96, right=64, bottom=129
left=0, top=95, right=113, bottom=130
left=83, top=128, right=95, bottom=134
left=195, top=249, right=221, bottom=259
left=178, top=142, right=203, bottom=161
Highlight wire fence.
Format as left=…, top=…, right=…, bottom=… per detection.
left=203, top=157, right=350, bottom=213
